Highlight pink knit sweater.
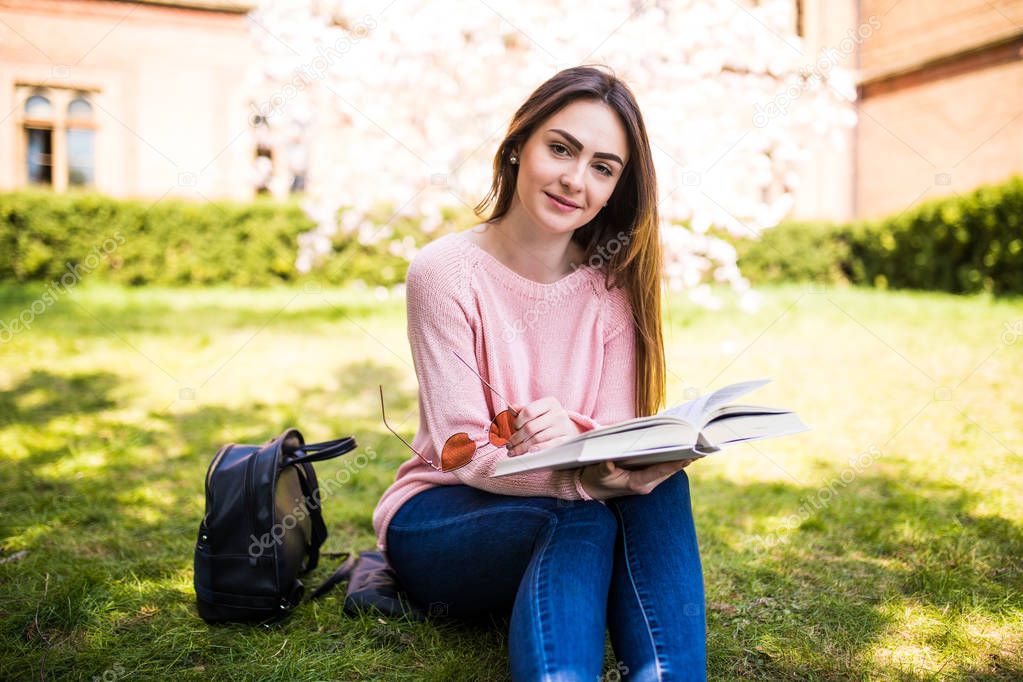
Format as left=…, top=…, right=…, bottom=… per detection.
left=371, top=230, right=638, bottom=552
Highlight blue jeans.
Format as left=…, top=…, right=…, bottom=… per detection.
left=385, top=469, right=707, bottom=681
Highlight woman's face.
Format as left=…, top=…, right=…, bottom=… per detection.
left=512, top=98, right=629, bottom=235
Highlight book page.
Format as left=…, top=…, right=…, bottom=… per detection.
left=658, top=378, right=772, bottom=425
left=657, top=398, right=703, bottom=424
left=702, top=411, right=809, bottom=446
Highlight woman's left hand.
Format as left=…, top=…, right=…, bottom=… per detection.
left=505, top=397, right=582, bottom=456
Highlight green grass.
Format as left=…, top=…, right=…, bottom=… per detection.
left=1, top=280, right=1021, bottom=680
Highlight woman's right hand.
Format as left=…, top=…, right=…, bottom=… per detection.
left=579, top=458, right=696, bottom=500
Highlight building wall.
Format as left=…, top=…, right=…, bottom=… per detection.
left=0, top=0, right=260, bottom=201
left=789, top=0, right=859, bottom=222
left=856, top=40, right=1023, bottom=217
left=793, top=0, right=1023, bottom=220
left=3, top=0, right=1019, bottom=220
left=858, top=0, right=1023, bottom=77
left=853, top=0, right=1023, bottom=217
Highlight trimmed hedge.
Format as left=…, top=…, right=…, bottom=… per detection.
left=0, top=190, right=315, bottom=287
left=0, top=189, right=445, bottom=288
left=731, top=175, right=1023, bottom=295
left=4, top=174, right=1021, bottom=293
left=725, top=220, right=854, bottom=286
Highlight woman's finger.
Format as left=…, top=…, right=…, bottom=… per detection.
left=629, top=459, right=692, bottom=488
left=509, top=412, right=550, bottom=447
left=508, top=414, right=563, bottom=453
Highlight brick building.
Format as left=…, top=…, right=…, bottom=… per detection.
left=2, top=0, right=1021, bottom=219
left=796, top=0, right=1022, bottom=219
left=0, top=0, right=261, bottom=201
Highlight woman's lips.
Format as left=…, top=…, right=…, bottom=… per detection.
left=544, top=191, right=580, bottom=211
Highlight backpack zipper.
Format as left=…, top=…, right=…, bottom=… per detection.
left=205, top=443, right=234, bottom=500
left=245, top=449, right=264, bottom=553
left=203, top=444, right=234, bottom=531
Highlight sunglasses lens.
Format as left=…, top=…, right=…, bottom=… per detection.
left=489, top=409, right=515, bottom=447
left=441, top=432, right=477, bottom=471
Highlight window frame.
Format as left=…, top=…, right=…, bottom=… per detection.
left=16, top=85, right=100, bottom=192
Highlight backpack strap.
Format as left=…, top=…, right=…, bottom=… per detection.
left=288, top=436, right=357, bottom=465
left=293, top=462, right=329, bottom=572
left=307, top=550, right=430, bottom=621
left=308, top=551, right=358, bottom=601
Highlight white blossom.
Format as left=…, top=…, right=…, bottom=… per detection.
left=245, top=0, right=854, bottom=305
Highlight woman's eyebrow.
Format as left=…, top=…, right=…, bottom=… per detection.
left=547, top=128, right=624, bottom=166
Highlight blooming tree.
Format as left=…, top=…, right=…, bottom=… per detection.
left=245, top=0, right=856, bottom=309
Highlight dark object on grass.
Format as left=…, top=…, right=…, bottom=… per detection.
left=194, top=428, right=356, bottom=623
left=312, top=550, right=429, bottom=622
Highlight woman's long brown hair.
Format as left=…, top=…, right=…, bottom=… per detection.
left=473, top=64, right=665, bottom=419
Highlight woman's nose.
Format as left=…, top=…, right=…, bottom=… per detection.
left=561, top=166, right=585, bottom=193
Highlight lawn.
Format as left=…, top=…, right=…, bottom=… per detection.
left=1, top=280, right=1020, bottom=680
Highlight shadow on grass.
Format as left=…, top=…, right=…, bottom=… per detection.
left=0, top=362, right=425, bottom=674
left=694, top=470, right=1023, bottom=679
left=1, top=368, right=1020, bottom=679
left=0, top=369, right=118, bottom=426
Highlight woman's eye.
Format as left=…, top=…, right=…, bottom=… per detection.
left=551, top=143, right=613, bottom=177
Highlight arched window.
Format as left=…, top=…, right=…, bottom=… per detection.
left=67, top=96, right=92, bottom=118
left=24, top=94, right=54, bottom=185
left=26, top=94, right=53, bottom=117
left=66, top=94, right=96, bottom=187
left=19, top=87, right=101, bottom=191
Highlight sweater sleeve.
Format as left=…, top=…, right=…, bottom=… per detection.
left=405, top=250, right=594, bottom=501
left=565, top=284, right=638, bottom=432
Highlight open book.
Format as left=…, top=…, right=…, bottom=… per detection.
left=491, top=379, right=809, bottom=477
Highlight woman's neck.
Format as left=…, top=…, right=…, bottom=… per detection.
left=471, top=213, right=585, bottom=284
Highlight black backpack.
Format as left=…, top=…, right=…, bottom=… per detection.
left=194, top=428, right=357, bottom=623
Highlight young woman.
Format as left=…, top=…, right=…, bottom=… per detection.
left=372, top=65, right=706, bottom=681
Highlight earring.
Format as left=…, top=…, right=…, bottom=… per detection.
left=509, top=154, right=518, bottom=164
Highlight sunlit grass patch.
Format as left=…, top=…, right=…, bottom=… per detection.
left=1, top=281, right=1021, bottom=680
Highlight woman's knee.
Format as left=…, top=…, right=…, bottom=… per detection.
left=387, top=497, right=589, bottom=616
left=646, top=468, right=692, bottom=505
left=548, top=499, right=618, bottom=549
left=606, top=469, right=695, bottom=523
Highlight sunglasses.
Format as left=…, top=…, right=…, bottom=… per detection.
left=379, top=350, right=525, bottom=472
